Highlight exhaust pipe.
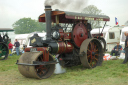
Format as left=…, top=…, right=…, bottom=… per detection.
left=45, top=6, right=52, bottom=40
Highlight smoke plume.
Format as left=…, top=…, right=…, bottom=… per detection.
left=44, top=0, right=88, bottom=12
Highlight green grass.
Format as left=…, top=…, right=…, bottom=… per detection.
left=0, top=55, right=128, bottom=85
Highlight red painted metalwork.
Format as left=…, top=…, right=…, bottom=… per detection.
left=25, top=47, right=49, bottom=61
left=57, top=42, right=65, bottom=54
left=58, top=29, right=72, bottom=40
left=65, top=42, right=74, bottom=53
left=65, top=15, right=110, bottom=21
left=72, top=23, right=88, bottom=48
left=59, top=29, right=64, bottom=39
left=64, top=32, right=72, bottom=40
left=35, top=55, right=49, bottom=77
left=57, top=42, right=74, bottom=54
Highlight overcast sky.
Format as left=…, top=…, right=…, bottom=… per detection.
left=0, top=0, right=128, bottom=28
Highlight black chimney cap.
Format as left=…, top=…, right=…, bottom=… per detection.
left=45, top=6, right=51, bottom=9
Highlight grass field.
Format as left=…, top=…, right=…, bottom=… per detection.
left=0, top=55, right=128, bottom=85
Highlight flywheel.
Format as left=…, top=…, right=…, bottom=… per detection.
left=80, top=38, right=104, bottom=68
left=18, top=52, right=55, bottom=79
left=72, top=23, right=88, bottom=48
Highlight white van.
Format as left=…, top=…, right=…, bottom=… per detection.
left=91, top=26, right=124, bottom=52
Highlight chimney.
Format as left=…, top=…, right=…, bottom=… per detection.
left=45, top=6, right=52, bottom=40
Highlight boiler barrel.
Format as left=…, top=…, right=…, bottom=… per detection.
left=49, top=42, right=74, bottom=54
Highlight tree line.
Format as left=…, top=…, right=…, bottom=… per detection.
left=12, top=18, right=46, bottom=34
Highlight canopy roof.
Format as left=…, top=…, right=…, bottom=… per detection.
left=0, top=28, right=14, bottom=32
left=39, top=10, right=110, bottom=23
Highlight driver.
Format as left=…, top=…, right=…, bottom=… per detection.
left=84, top=20, right=92, bottom=38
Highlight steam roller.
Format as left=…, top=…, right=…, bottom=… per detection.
left=17, top=5, right=110, bottom=79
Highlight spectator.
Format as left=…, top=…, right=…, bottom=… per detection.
left=110, top=42, right=122, bottom=56
left=124, top=32, right=128, bottom=48
left=84, top=20, right=92, bottom=38
left=14, top=39, right=20, bottom=56
left=122, top=32, right=128, bottom=64
left=8, top=41, right=14, bottom=56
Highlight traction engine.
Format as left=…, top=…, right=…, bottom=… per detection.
left=17, top=6, right=110, bottom=79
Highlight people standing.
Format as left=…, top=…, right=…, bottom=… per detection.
left=14, top=39, right=20, bottom=56
left=122, top=32, right=128, bottom=64
left=8, top=41, right=14, bottom=56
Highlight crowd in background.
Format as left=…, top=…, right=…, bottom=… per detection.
left=8, top=39, right=20, bottom=56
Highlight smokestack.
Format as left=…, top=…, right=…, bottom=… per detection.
left=45, top=6, right=52, bottom=40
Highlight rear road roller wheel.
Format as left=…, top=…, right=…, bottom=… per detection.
left=0, top=42, right=9, bottom=60
left=18, top=52, right=55, bottom=79
left=80, top=38, right=103, bottom=68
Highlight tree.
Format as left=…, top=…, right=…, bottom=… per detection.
left=12, top=18, right=46, bottom=34
left=125, top=21, right=128, bottom=26
left=82, top=5, right=104, bottom=29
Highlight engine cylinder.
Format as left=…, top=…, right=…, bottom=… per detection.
left=48, top=42, right=74, bottom=54
left=57, top=42, right=74, bottom=54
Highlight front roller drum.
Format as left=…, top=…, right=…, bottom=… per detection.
left=18, top=52, right=55, bottom=79
left=80, top=38, right=104, bottom=68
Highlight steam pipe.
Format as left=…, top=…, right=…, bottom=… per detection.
left=45, top=6, right=52, bottom=40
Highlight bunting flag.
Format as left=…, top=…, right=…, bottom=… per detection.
left=115, top=17, right=119, bottom=25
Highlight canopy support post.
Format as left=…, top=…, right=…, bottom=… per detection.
left=101, top=21, right=107, bottom=35
left=98, top=20, right=100, bottom=37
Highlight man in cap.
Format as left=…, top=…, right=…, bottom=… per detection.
left=122, top=32, right=128, bottom=64
left=84, top=20, right=92, bottom=38
left=110, top=42, right=122, bottom=56
left=14, top=39, right=20, bottom=56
